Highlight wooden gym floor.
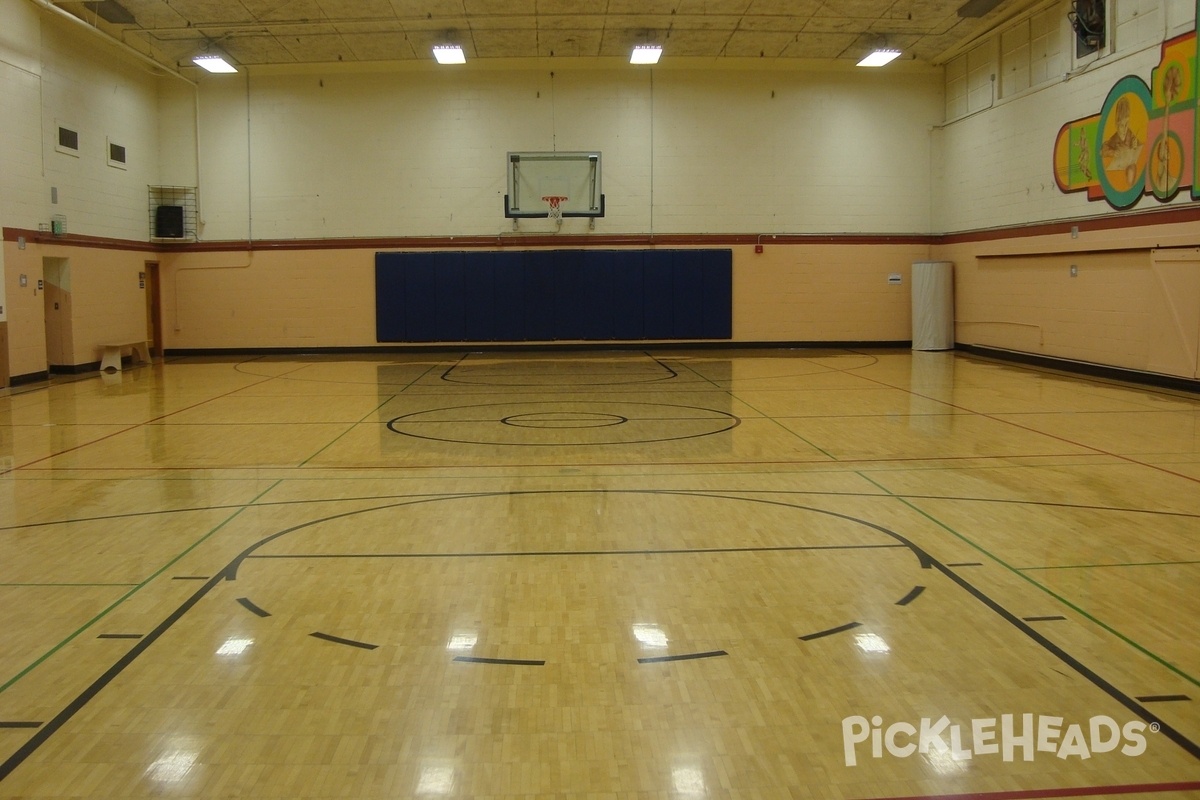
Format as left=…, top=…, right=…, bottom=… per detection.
left=0, top=348, right=1197, bottom=799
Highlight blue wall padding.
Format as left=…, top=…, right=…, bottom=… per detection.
left=403, top=254, right=437, bottom=341
left=434, top=253, right=467, bottom=342
left=375, top=249, right=732, bottom=342
left=462, top=257, right=496, bottom=341
left=490, top=252, right=526, bottom=340
left=609, top=251, right=646, bottom=340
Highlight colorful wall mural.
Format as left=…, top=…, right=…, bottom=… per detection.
left=1054, top=19, right=1199, bottom=209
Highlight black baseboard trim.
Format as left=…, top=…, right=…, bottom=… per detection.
left=9, top=370, right=50, bottom=386
left=958, top=345, right=1200, bottom=394
left=49, top=362, right=101, bottom=375
left=165, top=341, right=912, bottom=358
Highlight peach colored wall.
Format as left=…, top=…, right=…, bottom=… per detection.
left=933, top=218, right=1200, bottom=380
left=64, top=248, right=150, bottom=362
left=3, top=240, right=46, bottom=377
left=158, top=242, right=932, bottom=351
left=3, top=239, right=149, bottom=376
left=735, top=243, right=931, bottom=342
left=162, top=249, right=371, bottom=349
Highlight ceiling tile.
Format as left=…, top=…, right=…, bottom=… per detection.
left=537, top=29, right=604, bottom=57
left=472, top=27, right=538, bottom=58
left=462, top=0, right=536, bottom=13
left=673, top=0, right=752, bottom=12
left=340, top=30, right=418, bottom=59
left=660, top=29, right=734, bottom=57
left=779, top=31, right=858, bottom=58
left=222, top=34, right=300, bottom=64
left=316, top=0, right=397, bottom=18
left=720, top=29, right=797, bottom=57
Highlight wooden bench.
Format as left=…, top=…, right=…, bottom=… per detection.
left=100, top=340, right=151, bottom=372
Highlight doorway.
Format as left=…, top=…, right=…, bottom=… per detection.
left=144, top=261, right=162, bottom=357
left=43, top=257, right=72, bottom=369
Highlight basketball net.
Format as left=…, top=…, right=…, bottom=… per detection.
left=543, top=195, right=567, bottom=224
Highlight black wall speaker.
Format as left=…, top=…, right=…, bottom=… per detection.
left=154, top=204, right=185, bottom=238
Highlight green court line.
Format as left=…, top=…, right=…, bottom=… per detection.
left=857, top=472, right=1200, bottom=689
left=298, top=362, right=443, bottom=468
left=1020, top=559, right=1200, bottom=571
left=0, top=480, right=282, bottom=695
left=669, top=357, right=838, bottom=460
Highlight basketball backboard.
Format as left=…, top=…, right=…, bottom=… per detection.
left=505, top=151, right=604, bottom=218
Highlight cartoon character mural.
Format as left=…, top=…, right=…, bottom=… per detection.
left=1053, top=23, right=1198, bottom=209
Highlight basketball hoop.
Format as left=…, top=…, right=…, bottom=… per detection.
left=542, top=195, right=568, bottom=224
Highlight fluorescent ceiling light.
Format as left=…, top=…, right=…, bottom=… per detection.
left=856, top=49, right=902, bottom=67
left=192, top=54, right=237, bottom=73
left=433, top=45, right=466, bottom=64
left=630, top=45, right=662, bottom=64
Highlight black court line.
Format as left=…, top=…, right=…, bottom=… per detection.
left=0, top=572, right=227, bottom=782
left=0, top=722, right=41, bottom=729
left=1137, top=694, right=1191, bottom=703
left=171, top=576, right=209, bottom=581
left=309, top=632, right=378, bottom=650
left=5, top=488, right=1198, bottom=786
left=442, top=353, right=680, bottom=387
left=799, top=621, right=862, bottom=641
left=453, top=656, right=545, bottom=666
left=96, top=634, right=143, bottom=640
left=638, top=650, right=728, bottom=664
left=927, top=557, right=1200, bottom=760
left=947, top=562, right=984, bottom=567
left=1023, top=615, right=1068, bottom=622
left=385, top=401, right=740, bottom=447
left=895, top=585, right=925, bottom=606
left=248, top=543, right=909, bottom=561
left=236, top=597, right=271, bottom=617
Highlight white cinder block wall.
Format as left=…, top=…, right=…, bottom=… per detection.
left=8, top=6, right=160, bottom=240
left=0, top=0, right=50, bottom=232
left=933, top=0, right=1197, bottom=230
left=162, top=63, right=943, bottom=241
left=932, top=49, right=1180, bottom=231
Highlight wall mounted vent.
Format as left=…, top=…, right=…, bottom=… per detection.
left=57, top=126, right=79, bottom=153
left=108, top=140, right=127, bottom=168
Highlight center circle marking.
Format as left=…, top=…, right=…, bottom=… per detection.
left=501, top=412, right=628, bottom=429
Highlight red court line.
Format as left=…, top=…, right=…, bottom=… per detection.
left=842, top=365, right=1200, bottom=486
left=865, top=780, right=1200, bottom=800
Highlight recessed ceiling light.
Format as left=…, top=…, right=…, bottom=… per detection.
left=630, top=45, right=662, bottom=65
left=433, top=45, right=466, bottom=64
left=856, top=49, right=902, bottom=67
left=192, top=54, right=237, bottom=73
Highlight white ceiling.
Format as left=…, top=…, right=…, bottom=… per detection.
left=51, top=0, right=1049, bottom=70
